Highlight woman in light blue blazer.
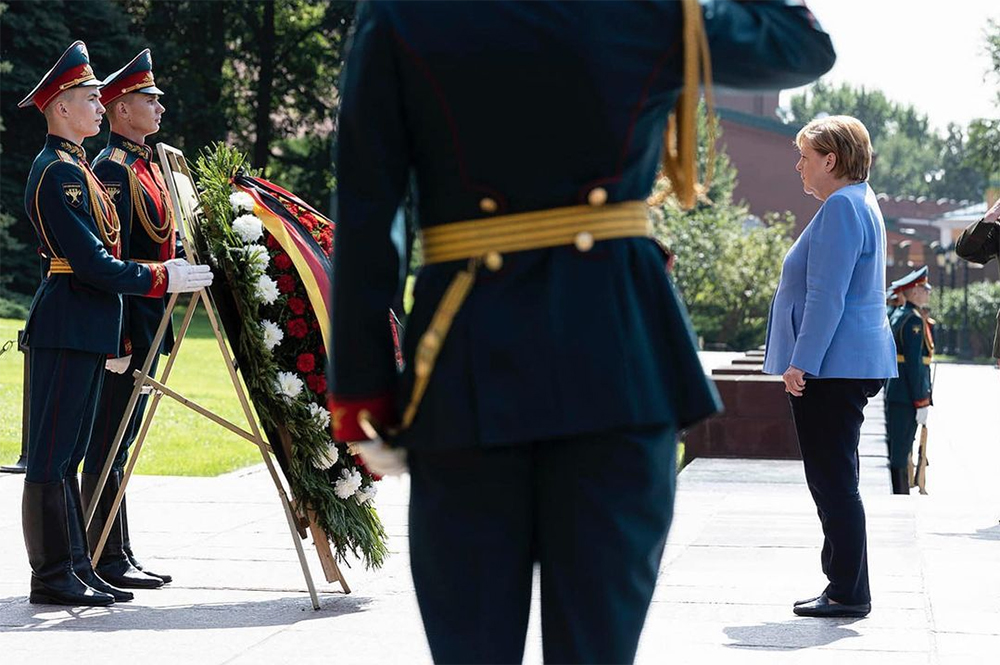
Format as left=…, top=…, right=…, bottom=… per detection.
left=763, top=115, right=896, bottom=619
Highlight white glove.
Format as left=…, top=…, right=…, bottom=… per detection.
left=164, top=258, right=214, bottom=293
left=351, top=439, right=408, bottom=477
left=105, top=355, right=131, bottom=374
left=915, top=406, right=930, bottom=426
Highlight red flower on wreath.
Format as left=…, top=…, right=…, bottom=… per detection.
left=277, top=274, right=296, bottom=294
left=299, top=211, right=319, bottom=231
left=306, top=373, right=326, bottom=395
left=296, top=353, right=316, bottom=373
left=288, top=296, right=306, bottom=315
left=266, top=234, right=280, bottom=250
left=274, top=252, right=293, bottom=271
left=287, top=318, right=309, bottom=339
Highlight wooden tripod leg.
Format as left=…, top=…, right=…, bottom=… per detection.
left=307, top=516, right=351, bottom=594
left=200, top=288, right=321, bottom=610
left=92, top=291, right=201, bottom=564
left=85, top=292, right=183, bottom=531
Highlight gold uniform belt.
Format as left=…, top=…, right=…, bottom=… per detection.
left=362, top=200, right=652, bottom=438
left=897, top=354, right=932, bottom=365
left=47, top=257, right=158, bottom=277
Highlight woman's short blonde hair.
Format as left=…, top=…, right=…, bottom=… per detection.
left=795, top=115, right=873, bottom=182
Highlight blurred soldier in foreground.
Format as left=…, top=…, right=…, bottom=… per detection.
left=329, top=2, right=835, bottom=661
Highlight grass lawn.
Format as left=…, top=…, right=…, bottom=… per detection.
left=0, top=299, right=263, bottom=476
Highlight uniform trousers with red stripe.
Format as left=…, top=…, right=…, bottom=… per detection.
left=25, top=348, right=105, bottom=483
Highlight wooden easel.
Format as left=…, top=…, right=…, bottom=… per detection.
left=83, top=144, right=350, bottom=610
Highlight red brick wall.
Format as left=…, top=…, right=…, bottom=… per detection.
left=719, top=117, right=819, bottom=235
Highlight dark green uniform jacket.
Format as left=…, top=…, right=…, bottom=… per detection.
left=22, top=135, right=168, bottom=356
left=886, top=303, right=932, bottom=407
left=329, top=0, right=837, bottom=449
left=94, top=132, right=180, bottom=356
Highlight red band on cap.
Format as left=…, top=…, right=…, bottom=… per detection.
left=101, top=70, right=155, bottom=106
left=35, top=63, right=96, bottom=111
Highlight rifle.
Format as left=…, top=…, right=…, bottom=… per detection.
left=913, top=425, right=929, bottom=495
left=911, top=359, right=938, bottom=494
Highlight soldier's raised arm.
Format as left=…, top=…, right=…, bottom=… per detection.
left=704, top=0, right=836, bottom=89
left=955, top=198, right=1000, bottom=266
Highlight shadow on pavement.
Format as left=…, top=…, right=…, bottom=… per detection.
left=723, top=618, right=863, bottom=650
left=0, top=592, right=370, bottom=633
left=930, top=523, right=1000, bottom=541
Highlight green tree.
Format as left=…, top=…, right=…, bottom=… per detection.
left=965, top=19, right=999, bottom=183
left=786, top=80, right=950, bottom=197
left=0, top=0, right=139, bottom=299
left=651, top=107, right=793, bottom=350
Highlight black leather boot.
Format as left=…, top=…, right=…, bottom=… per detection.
left=890, top=467, right=910, bottom=495
left=80, top=472, right=162, bottom=589
left=22, top=480, right=114, bottom=606
left=65, top=476, right=136, bottom=601
left=120, top=491, right=172, bottom=584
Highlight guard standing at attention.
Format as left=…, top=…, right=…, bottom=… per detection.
left=83, top=48, right=177, bottom=590
left=17, top=41, right=211, bottom=606
left=885, top=266, right=933, bottom=495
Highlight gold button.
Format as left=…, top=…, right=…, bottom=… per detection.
left=479, top=197, right=498, bottom=213
left=574, top=232, right=594, bottom=252
left=484, top=251, right=503, bottom=272
left=587, top=187, right=608, bottom=206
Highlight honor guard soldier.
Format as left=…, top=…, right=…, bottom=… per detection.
left=885, top=267, right=933, bottom=494
left=328, top=2, right=836, bottom=662
left=17, top=41, right=212, bottom=607
left=82, top=49, right=175, bottom=590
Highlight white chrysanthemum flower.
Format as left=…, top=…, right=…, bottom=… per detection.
left=354, top=483, right=377, bottom=505
left=256, top=274, right=279, bottom=305
left=275, top=371, right=303, bottom=400
left=312, top=440, right=340, bottom=470
left=232, top=214, right=264, bottom=243
left=261, top=319, right=283, bottom=351
left=245, top=244, right=269, bottom=269
left=230, top=191, right=256, bottom=214
left=309, top=402, right=331, bottom=429
left=334, top=468, right=363, bottom=499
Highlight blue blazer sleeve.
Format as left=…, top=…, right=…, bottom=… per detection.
left=790, top=195, right=863, bottom=375
left=329, top=2, right=410, bottom=405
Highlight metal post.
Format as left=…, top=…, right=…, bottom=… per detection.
left=1, top=332, right=28, bottom=474
left=949, top=254, right=958, bottom=355
left=961, top=260, right=971, bottom=359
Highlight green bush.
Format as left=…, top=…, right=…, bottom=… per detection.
left=650, top=105, right=793, bottom=351
left=935, top=280, right=1000, bottom=358
left=0, top=292, right=30, bottom=320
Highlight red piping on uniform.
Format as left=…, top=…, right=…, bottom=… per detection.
left=391, top=31, right=507, bottom=213
left=44, top=353, right=68, bottom=479
left=577, top=42, right=680, bottom=203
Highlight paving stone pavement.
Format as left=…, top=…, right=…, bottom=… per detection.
left=0, top=361, right=997, bottom=664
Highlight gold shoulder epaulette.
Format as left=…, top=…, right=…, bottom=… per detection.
left=110, top=148, right=127, bottom=164
left=55, top=150, right=80, bottom=166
